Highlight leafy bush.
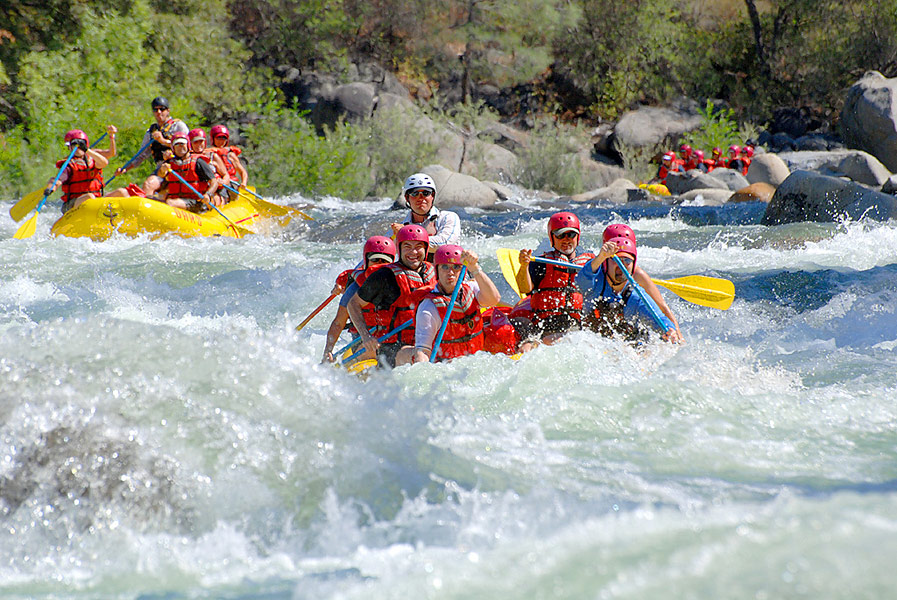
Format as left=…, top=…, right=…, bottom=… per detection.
left=513, top=118, right=587, bottom=195
left=617, top=141, right=665, bottom=185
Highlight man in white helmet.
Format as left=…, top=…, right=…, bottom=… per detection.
left=390, top=172, right=461, bottom=260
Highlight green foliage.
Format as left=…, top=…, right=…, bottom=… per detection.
left=363, top=104, right=440, bottom=195
left=681, top=100, right=740, bottom=151
left=617, top=141, right=665, bottom=185
left=513, top=118, right=586, bottom=195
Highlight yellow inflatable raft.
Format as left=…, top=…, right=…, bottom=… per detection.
left=638, top=183, right=671, bottom=196
left=51, top=196, right=267, bottom=240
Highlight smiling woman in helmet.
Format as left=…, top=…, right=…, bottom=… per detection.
left=45, top=129, right=112, bottom=213
left=390, top=172, right=461, bottom=258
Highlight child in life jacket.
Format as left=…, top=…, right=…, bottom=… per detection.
left=321, top=236, right=396, bottom=363
left=411, top=245, right=501, bottom=363
left=46, top=129, right=110, bottom=213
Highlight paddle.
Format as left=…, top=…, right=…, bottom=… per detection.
left=340, top=320, right=413, bottom=366
left=14, top=145, right=79, bottom=239
left=237, top=184, right=313, bottom=221
left=166, top=168, right=251, bottom=238
left=611, top=255, right=671, bottom=333
left=430, top=265, right=467, bottom=362
left=104, top=138, right=153, bottom=187
left=496, top=248, right=735, bottom=310
left=295, top=294, right=337, bottom=332
left=11, top=133, right=108, bottom=222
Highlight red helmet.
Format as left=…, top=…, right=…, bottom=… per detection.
left=547, top=212, right=580, bottom=235
left=64, top=129, right=89, bottom=147
left=363, top=236, right=396, bottom=264
left=395, top=224, right=429, bottom=246
left=694, top=150, right=705, bottom=160
left=210, top=124, right=229, bottom=140
left=712, top=147, right=722, bottom=157
left=170, top=131, right=189, bottom=145
left=606, top=235, right=637, bottom=269
left=742, top=146, right=754, bottom=157
left=662, top=153, right=674, bottom=162
left=728, top=144, right=740, bottom=156
left=602, top=223, right=635, bottom=244
left=679, top=143, right=692, bottom=153
left=188, top=128, right=206, bottom=142
left=434, top=244, right=464, bottom=266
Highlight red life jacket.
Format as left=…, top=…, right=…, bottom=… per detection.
left=346, top=266, right=387, bottom=335
left=57, top=156, right=103, bottom=204
left=738, top=156, right=751, bottom=176
left=530, top=250, right=594, bottom=325
left=656, top=163, right=683, bottom=184
left=482, top=305, right=520, bottom=355
left=424, top=283, right=484, bottom=361
left=210, top=146, right=241, bottom=180
left=165, top=155, right=208, bottom=199
left=372, top=262, right=436, bottom=345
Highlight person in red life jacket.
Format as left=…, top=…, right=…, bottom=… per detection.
left=737, top=145, right=754, bottom=176
left=209, top=124, right=249, bottom=189
left=684, top=149, right=705, bottom=172
left=115, top=96, right=189, bottom=197
left=188, top=128, right=231, bottom=202
left=651, top=153, right=683, bottom=185
left=155, top=132, right=220, bottom=211
left=677, top=143, right=692, bottom=168
left=725, top=144, right=744, bottom=173
left=321, top=236, right=397, bottom=363
left=600, top=223, right=683, bottom=341
left=347, top=224, right=437, bottom=367
left=576, top=236, right=680, bottom=343
left=389, top=173, right=461, bottom=261
left=517, top=212, right=595, bottom=344
left=710, top=146, right=727, bottom=170
left=410, top=245, right=500, bottom=363
left=45, top=129, right=110, bottom=213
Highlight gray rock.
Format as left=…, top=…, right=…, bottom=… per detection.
left=777, top=150, right=892, bottom=186
left=482, top=181, right=515, bottom=201
left=746, top=153, right=791, bottom=186
left=705, top=168, right=751, bottom=191
left=882, top=174, right=897, bottom=195
left=422, top=165, right=498, bottom=209
left=665, top=171, right=729, bottom=195
left=577, top=151, right=627, bottom=190
left=571, top=178, right=638, bottom=204
left=613, top=98, right=704, bottom=148
left=332, top=82, right=377, bottom=121
left=841, top=71, right=897, bottom=172
left=762, top=170, right=897, bottom=225
left=675, top=189, right=733, bottom=206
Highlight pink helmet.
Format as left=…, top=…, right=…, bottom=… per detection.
left=712, top=146, right=722, bottom=157
left=395, top=224, right=429, bottom=246
left=679, top=143, right=692, bottom=155
left=662, top=153, right=674, bottom=162
left=210, top=124, right=229, bottom=140
left=742, top=146, right=755, bottom=157
left=188, top=128, right=206, bottom=142
left=363, top=236, right=396, bottom=264
left=434, top=244, right=464, bottom=265
left=64, top=129, right=89, bottom=147
left=170, top=131, right=189, bottom=145
left=606, top=235, right=637, bottom=269
left=602, top=223, right=635, bottom=244
left=547, top=211, right=580, bottom=235
left=694, top=149, right=705, bottom=160
left=728, top=144, right=740, bottom=156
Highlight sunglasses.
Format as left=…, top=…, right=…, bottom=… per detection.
left=407, top=189, right=434, bottom=199
left=65, top=140, right=86, bottom=148
left=552, top=231, right=579, bottom=240
left=214, top=135, right=228, bottom=140
left=152, top=106, right=168, bottom=112
left=615, top=256, right=634, bottom=267
left=438, top=263, right=464, bottom=272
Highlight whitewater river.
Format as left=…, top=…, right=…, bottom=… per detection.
left=1, top=193, right=896, bottom=599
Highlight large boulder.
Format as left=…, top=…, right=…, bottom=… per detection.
left=613, top=98, right=703, bottom=148
left=729, top=182, right=777, bottom=203
left=746, top=153, right=791, bottom=186
left=675, top=189, right=733, bottom=206
left=571, top=178, right=639, bottom=204
left=665, top=171, right=729, bottom=195
left=706, top=168, right=751, bottom=191
left=841, top=71, right=897, bottom=172
left=762, top=170, right=897, bottom=225
left=777, top=150, right=892, bottom=186
left=422, top=165, right=498, bottom=209
left=462, top=139, right=519, bottom=182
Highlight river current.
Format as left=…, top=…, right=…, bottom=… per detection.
left=1, top=193, right=896, bottom=599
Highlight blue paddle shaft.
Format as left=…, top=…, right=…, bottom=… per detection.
left=341, top=320, right=413, bottom=365
left=430, top=265, right=467, bottom=363
left=610, top=255, right=670, bottom=332
left=104, top=138, right=152, bottom=186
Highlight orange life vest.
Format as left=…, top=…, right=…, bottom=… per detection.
left=165, top=155, right=208, bottom=199
left=530, top=250, right=594, bottom=326
left=424, top=283, right=484, bottom=361
left=57, top=156, right=103, bottom=204
left=210, top=146, right=242, bottom=180
left=375, top=262, right=436, bottom=345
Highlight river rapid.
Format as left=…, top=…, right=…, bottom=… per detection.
left=1, top=193, right=896, bottom=599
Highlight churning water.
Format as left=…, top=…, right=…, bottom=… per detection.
left=1, top=194, right=896, bottom=599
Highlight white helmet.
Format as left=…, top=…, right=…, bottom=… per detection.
left=402, top=173, right=436, bottom=197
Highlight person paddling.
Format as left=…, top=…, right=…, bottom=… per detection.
left=347, top=224, right=437, bottom=367
left=390, top=173, right=461, bottom=260
left=45, top=129, right=110, bottom=214
left=209, top=125, right=249, bottom=190
left=321, top=236, right=397, bottom=363
left=188, top=128, right=230, bottom=203
left=156, top=132, right=220, bottom=211
left=116, top=96, right=189, bottom=196
left=576, top=236, right=681, bottom=343
left=517, top=211, right=595, bottom=344
left=411, top=245, right=501, bottom=363
left=601, top=223, right=683, bottom=340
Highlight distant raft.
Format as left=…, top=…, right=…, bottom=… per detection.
left=638, top=183, right=671, bottom=196
left=50, top=195, right=291, bottom=240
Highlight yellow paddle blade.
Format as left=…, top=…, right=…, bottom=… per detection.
left=346, top=358, right=378, bottom=375
left=13, top=211, right=39, bottom=239
left=239, top=185, right=313, bottom=221
left=10, top=188, right=45, bottom=222
left=496, top=248, right=525, bottom=299
left=652, top=275, right=735, bottom=310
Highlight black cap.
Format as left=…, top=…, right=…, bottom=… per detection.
left=151, top=96, right=169, bottom=109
